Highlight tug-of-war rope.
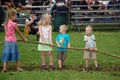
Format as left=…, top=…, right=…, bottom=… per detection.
left=0, top=40, right=120, bottom=59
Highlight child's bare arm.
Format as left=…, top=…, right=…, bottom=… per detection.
left=85, top=42, right=93, bottom=51
left=49, top=25, right=53, bottom=45
left=15, top=26, right=27, bottom=42
left=85, top=42, right=91, bottom=49
left=94, top=41, right=97, bottom=50
left=26, top=20, right=33, bottom=26
left=56, top=41, right=60, bottom=47
left=68, top=42, right=71, bottom=48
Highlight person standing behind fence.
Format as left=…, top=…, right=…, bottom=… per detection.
left=45, top=0, right=56, bottom=12
left=2, top=10, right=27, bottom=72
left=107, top=0, right=117, bottom=15
left=84, top=25, right=100, bottom=72
left=56, top=25, right=70, bottom=69
left=38, top=13, right=54, bottom=70
left=117, top=0, right=120, bottom=9
left=55, top=0, right=68, bottom=11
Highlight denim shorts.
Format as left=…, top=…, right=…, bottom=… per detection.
left=2, top=41, right=20, bottom=61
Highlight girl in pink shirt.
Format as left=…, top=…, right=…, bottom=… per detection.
left=2, top=10, right=27, bottom=72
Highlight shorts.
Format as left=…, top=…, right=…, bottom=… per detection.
left=57, top=51, right=67, bottom=61
left=84, top=50, right=97, bottom=59
left=38, top=39, right=52, bottom=51
left=2, top=41, right=20, bottom=61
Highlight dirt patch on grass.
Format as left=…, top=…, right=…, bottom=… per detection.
left=0, top=65, right=120, bottom=72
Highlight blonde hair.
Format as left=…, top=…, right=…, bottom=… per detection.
left=86, top=25, right=93, bottom=30
left=60, top=25, right=68, bottom=31
left=4, top=10, right=16, bottom=26
left=39, top=13, right=52, bottom=26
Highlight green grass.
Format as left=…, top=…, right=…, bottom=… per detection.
left=0, top=31, right=120, bottom=80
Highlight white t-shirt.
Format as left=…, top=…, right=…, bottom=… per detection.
left=40, top=25, right=51, bottom=40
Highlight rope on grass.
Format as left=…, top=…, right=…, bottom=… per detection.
left=0, top=40, right=120, bottom=59
left=18, top=40, right=120, bottom=59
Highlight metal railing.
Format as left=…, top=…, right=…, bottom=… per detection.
left=69, top=0, right=120, bottom=31
left=1, top=5, right=51, bottom=26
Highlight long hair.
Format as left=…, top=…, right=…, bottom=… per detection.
left=4, top=10, right=16, bottom=32
left=4, top=10, right=16, bottom=27
left=38, top=13, right=52, bottom=26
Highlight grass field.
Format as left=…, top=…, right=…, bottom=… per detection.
left=0, top=31, right=120, bottom=80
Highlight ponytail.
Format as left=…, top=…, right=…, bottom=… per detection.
left=4, top=10, right=16, bottom=28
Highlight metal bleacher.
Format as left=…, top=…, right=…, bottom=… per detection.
left=69, top=0, right=120, bottom=31
left=16, top=6, right=50, bottom=26
left=2, top=1, right=51, bottom=27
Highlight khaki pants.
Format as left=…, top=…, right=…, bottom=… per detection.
left=84, top=51, right=97, bottom=59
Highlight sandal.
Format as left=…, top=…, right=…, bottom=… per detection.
left=17, top=68, right=23, bottom=72
left=50, top=65, right=55, bottom=69
left=2, top=69, right=7, bottom=73
left=42, top=65, right=47, bottom=70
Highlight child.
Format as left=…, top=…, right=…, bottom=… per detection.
left=56, top=25, right=70, bottom=69
left=25, top=11, right=40, bottom=41
left=84, top=25, right=100, bottom=72
left=2, top=10, right=27, bottom=72
left=38, top=13, right=54, bottom=70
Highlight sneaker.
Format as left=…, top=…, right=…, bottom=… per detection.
left=58, top=67, right=63, bottom=70
left=2, top=70, right=7, bottom=73
left=62, top=65, right=67, bottom=69
left=42, top=65, right=47, bottom=70
left=85, top=67, right=90, bottom=72
left=95, top=67, right=101, bottom=71
left=17, top=68, right=23, bottom=72
left=50, top=65, right=55, bottom=69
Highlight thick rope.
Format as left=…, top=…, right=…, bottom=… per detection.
left=18, top=40, right=120, bottom=59
left=0, top=40, right=120, bottom=59
left=0, top=42, right=5, bottom=45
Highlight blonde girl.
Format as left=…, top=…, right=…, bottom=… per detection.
left=38, top=13, right=54, bottom=70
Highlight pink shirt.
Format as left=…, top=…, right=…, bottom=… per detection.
left=4, top=20, right=17, bottom=42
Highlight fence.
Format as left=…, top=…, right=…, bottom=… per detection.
left=69, top=0, right=120, bottom=31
